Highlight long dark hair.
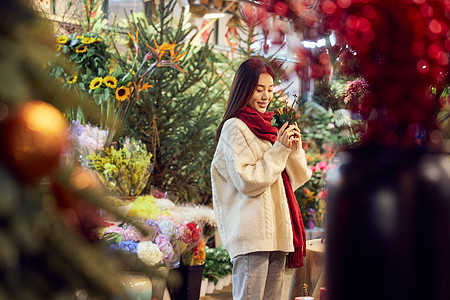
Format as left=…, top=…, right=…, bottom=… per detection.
left=216, top=58, right=274, bottom=142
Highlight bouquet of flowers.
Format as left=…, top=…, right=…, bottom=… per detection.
left=87, top=138, right=153, bottom=196
left=272, top=94, right=301, bottom=128
left=166, top=205, right=217, bottom=241
left=178, top=222, right=204, bottom=266
left=102, top=220, right=175, bottom=267
left=176, top=222, right=202, bottom=255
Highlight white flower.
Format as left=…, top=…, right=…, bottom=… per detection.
left=137, top=241, right=164, bottom=266
left=69, top=122, right=108, bottom=166
left=154, top=198, right=176, bottom=210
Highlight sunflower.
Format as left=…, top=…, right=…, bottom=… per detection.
left=56, top=35, right=69, bottom=44
left=115, top=86, right=130, bottom=102
left=103, top=76, right=118, bottom=89
left=82, top=37, right=96, bottom=44
left=56, top=44, right=61, bottom=51
left=89, top=77, right=103, bottom=90
left=75, top=45, right=87, bottom=53
left=67, top=75, right=78, bottom=84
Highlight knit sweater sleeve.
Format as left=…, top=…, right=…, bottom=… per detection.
left=285, top=146, right=312, bottom=191
left=220, top=118, right=291, bottom=197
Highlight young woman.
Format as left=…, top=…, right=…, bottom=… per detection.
left=211, top=58, right=312, bottom=300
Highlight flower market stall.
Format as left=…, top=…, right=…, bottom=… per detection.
left=98, top=194, right=218, bottom=300
left=1, top=0, right=448, bottom=300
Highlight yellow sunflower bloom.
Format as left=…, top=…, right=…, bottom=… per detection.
left=89, top=77, right=103, bottom=90
left=96, top=38, right=102, bottom=42
left=82, top=37, right=96, bottom=44
left=56, top=44, right=61, bottom=51
left=103, top=76, right=118, bottom=89
left=76, top=45, right=87, bottom=53
left=67, top=75, right=78, bottom=84
left=115, top=86, right=131, bottom=102
left=56, top=35, right=69, bottom=44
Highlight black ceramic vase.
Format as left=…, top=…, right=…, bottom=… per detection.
left=326, top=148, right=450, bottom=300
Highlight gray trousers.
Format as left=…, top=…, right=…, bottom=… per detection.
left=231, top=251, right=287, bottom=300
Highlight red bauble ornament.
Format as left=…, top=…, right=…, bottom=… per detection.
left=51, top=167, right=108, bottom=240
left=0, top=100, right=69, bottom=181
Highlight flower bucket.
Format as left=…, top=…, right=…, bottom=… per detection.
left=150, top=266, right=169, bottom=300
left=215, top=278, right=224, bottom=291
left=199, top=278, right=208, bottom=297
left=168, top=264, right=205, bottom=300
left=206, top=280, right=215, bottom=294
left=214, top=278, right=225, bottom=291
left=223, top=274, right=232, bottom=286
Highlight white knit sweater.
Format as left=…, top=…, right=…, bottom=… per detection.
left=211, top=118, right=312, bottom=259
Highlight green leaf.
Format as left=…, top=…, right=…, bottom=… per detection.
left=93, top=94, right=102, bottom=105
left=69, top=38, right=79, bottom=47
left=93, top=87, right=103, bottom=95
left=54, top=66, right=64, bottom=78
left=122, top=72, right=133, bottom=83
left=103, top=88, right=110, bottom=102
left=279, top=114, right=290, bottom=124
left=86, top=47, right=95, bottom=57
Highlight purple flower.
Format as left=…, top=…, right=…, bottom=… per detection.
left=108, top=243, right=120, bottom=252
left=119, top=241, right=138, bottom=254
left=70, top=120, right=84, bottom=136
left=144, top=219, right=162, bottom=235
left=155, top=234, right=174, bottom=263
left=122, top=224, right=145, bottom=242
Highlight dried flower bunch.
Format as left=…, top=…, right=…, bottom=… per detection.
left=87, top=138, right=153, bottom=196
left=272, top=94, right=301, bottom=128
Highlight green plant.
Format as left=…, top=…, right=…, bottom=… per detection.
left=203, top=245, right=232, bottom=284
left=115, top=1, right=225, bottom=204
left=87, top=138, right=153, bottom=196
left=297, top=98, right=362, bottom=152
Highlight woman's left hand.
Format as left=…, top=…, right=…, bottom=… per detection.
left=290, top=122, right=302, bottom=151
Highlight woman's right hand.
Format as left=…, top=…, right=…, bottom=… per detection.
left=277, top=122, right=299, bottom=150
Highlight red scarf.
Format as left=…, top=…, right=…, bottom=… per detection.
left=238, top=106, right=306, bottom=268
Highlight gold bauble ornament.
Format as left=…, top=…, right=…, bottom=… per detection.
left=0, top=100, right=69, bottom=181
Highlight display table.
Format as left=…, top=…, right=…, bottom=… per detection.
left=288, top=238, right=326, bottom=300
left=305, top=227, right=325, bottom=240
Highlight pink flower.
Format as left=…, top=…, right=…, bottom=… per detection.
left=316, top=161, right=328, bottom=171
left=317, top=190, right=328, bottom=200
left=122, top=224, right=146, bottom=242
left=103, top=225, right=124, bottom=235
left=310, top=166, right=316, bottom=173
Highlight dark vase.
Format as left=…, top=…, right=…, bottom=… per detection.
left=167, top=264, right=205, bottom=300
left=326, top=148, right=450, bottom=300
